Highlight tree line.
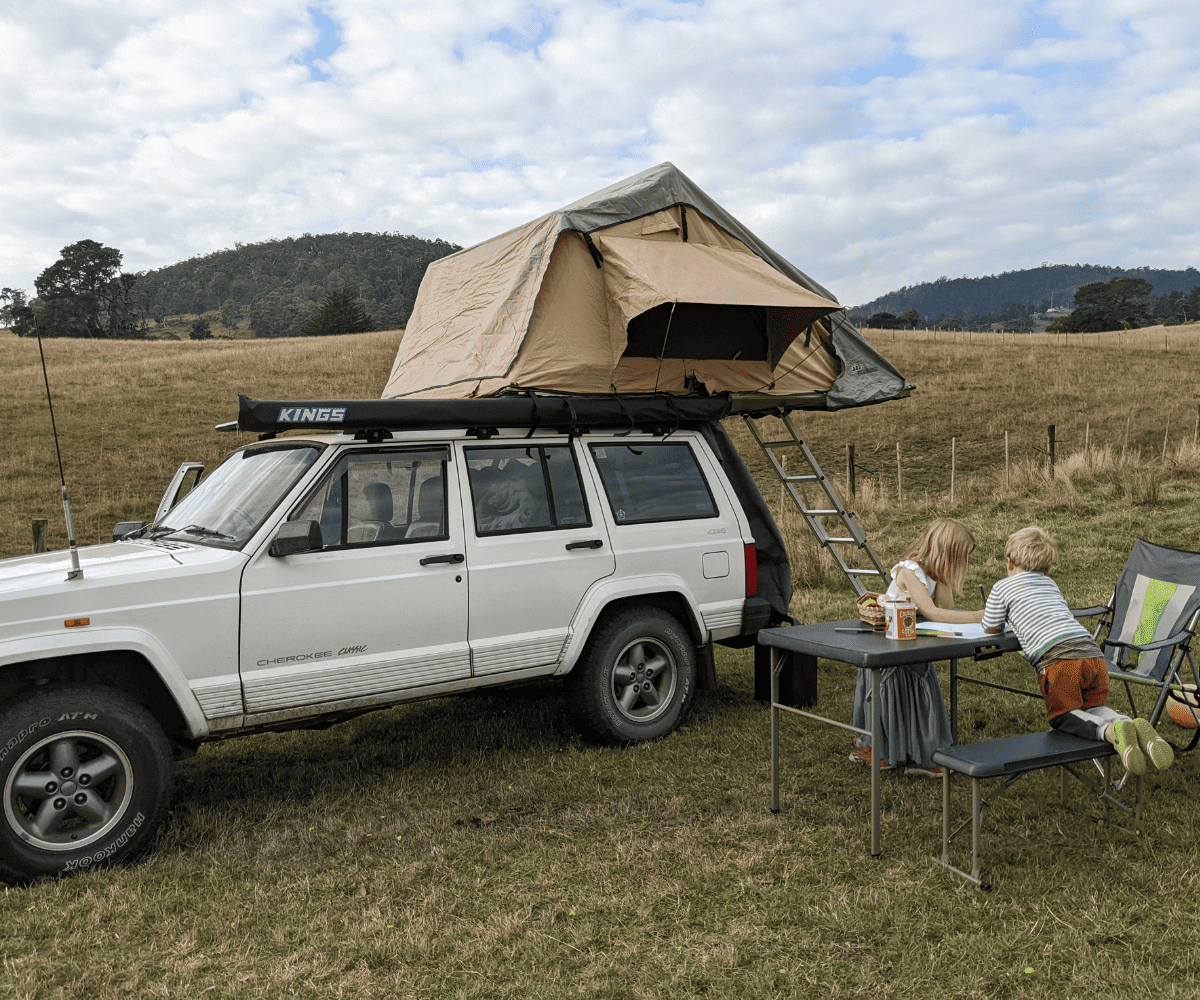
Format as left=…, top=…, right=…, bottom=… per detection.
left=2, top=231, right=461, bottom=339
left=851, top=263, right=1200, bottom=329
left=6, top=238, right=1197, bottom=341
left=849, top=277, right=1200, bottom=333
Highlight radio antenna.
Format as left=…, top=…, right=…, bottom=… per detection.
left=36, top=325, right=84, bottom=581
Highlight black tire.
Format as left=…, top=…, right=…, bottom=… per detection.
left=570, top=608, right=697, bottom=745
left=0, top=686, right=174, bottom=885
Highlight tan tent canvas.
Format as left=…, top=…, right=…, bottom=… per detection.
left=382, top=163, right=909, bottom=409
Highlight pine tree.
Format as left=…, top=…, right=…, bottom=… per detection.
left=301, top=287, right=376, bottom=336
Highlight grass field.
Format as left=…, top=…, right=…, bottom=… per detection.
left=1, top=330, right=1199, bottom=998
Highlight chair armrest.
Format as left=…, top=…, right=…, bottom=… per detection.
left=1103, top=629, right=1193, bottom=653
left=1070, top=605, right=1112, bottom=619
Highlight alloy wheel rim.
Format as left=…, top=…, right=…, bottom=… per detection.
left=610, top=637, right=678, bottom=724
left=3, top=731, right=134, bottom=852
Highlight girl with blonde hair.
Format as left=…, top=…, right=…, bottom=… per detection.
left=850, top=518, right=986, bottom=776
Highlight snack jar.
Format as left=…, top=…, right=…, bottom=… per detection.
left=885, top=598, right=918, bottom=640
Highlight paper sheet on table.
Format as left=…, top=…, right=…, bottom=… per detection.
left=915, top=622, right=992, bottom=638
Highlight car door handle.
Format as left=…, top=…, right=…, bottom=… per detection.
left=419, top=553, right=465, bottom=565
left=565, top=539, right=604, bottom=550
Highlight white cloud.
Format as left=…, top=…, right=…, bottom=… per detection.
left=1, top=0, right=1197, bottom=308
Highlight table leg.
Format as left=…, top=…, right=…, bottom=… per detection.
left=949, top=658, right=959, bottom=744
left=771, top=648, right=780, bottom=814
left=971, top=778, right=982, bottom=882
left=941, top=768, right=951, bottom=866
left=870, top=669, right=881, bottom=857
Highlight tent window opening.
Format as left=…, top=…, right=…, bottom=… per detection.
left=623, top=303, right=768, bottom=361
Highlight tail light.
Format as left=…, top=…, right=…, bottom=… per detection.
left=744, top=544, right=758, bottom=597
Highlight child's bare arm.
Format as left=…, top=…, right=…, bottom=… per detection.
left=894, top=568, right=985, bottom=624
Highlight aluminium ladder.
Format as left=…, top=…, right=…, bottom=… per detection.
left=741, top=412, right=890, bottom=597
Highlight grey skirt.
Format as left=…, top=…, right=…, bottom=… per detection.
left=852, top=662, right=952, bottom=767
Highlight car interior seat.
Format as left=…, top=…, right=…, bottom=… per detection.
left=348, top=481, right=396, bottom=543
left=405, top=477, right=445, bottom=538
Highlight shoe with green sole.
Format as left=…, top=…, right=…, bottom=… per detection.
left=1132, top=717, right=1174, bottom=770
left=1111, top=720, right=1146, bottom=776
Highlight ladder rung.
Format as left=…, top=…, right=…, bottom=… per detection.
left=742, top=412, right=889, bottom=596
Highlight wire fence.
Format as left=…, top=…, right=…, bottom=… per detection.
left=828, top=419, right=1200, bottom=507
left=860, top=326, right=1200, bottom=352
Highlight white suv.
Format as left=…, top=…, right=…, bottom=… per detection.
left=0, top=395, right=776, bottom=882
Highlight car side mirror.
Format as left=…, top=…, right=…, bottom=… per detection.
left=269, top=520, right=323, bottom=557
left=113, top=521, right=147, bottom=542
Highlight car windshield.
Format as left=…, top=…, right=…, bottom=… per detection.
left=150, top=445, right=321, bottom=549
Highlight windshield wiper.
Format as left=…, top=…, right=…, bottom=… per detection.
left=177, top=524, right=234, bottom=540
left=145, top=524, right=233, bottom=541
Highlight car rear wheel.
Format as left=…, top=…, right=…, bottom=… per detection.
left=0, top=686, right=174, bottom=884
left=570, top=608, right=697, bottom=745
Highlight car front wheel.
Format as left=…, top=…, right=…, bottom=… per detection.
left=570, top=608, right=697, bottom=745
left=0, top=686, right=174, bottom=885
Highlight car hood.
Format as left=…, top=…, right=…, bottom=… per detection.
left=0, top=539, right=245, bottom=637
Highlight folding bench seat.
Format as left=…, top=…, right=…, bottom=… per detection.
left=932, top=731, right=1142, bottom=890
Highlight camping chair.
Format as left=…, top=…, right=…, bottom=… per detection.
left=1091, top=538, right=1200, bottom=754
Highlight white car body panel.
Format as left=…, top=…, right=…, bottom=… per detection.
left=0, top=427, right=758, bottom=744
left=237, top=455, right=471, bottom=715
left=458, top=439, right=616, bottom=675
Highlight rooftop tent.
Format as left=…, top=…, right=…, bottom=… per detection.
left=381, top=162, right=910, bottom=408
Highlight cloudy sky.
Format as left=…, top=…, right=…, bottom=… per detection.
left=2, top=0, right=1197, bottom=307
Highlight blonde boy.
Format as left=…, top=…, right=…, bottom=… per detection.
left=982, top=526, right=1173, bottom=775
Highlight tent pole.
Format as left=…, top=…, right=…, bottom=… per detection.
left=653, top=302, right=678, bottom=392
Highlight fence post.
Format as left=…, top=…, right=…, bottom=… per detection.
left=1048, top=425, right=1056, bottom=470
left=32, top=518, right=48, bottom=553
left=950, top=436, right=956, bottom=503
left=846, top=444, right=856, bottom=496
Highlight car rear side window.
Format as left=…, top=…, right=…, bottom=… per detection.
left=588, top=442, right=719, bottom=524
left=465, top=445, right=590, bottom=536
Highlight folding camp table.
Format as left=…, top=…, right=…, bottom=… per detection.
left=757, top=621, right=1021, bottom=856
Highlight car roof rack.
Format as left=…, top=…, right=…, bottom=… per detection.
left=216, top=390, right=854, bottom=437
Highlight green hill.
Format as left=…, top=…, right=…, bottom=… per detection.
left=134, top=232, right=461, bottom=336
left=850, top=264, right=1200, bottom=328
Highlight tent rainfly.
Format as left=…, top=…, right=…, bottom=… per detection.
left=382, top=162, right=911, bottom=410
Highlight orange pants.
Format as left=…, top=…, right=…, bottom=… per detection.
left=1038, top=657, right=1109, bottom=722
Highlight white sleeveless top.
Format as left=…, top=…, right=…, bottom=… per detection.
left=884, top=559, right=936, bottom=601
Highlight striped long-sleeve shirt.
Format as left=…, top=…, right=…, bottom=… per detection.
left=982, top=571, right=1100, bottom=671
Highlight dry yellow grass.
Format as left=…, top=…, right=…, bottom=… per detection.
left=0, top=329, right=403, bottom=556
left=2, top=328, right=1199, bottom=998
left=2, top=327, right=1197, bottom=563
left=862, top=320, right=1200, bottom=350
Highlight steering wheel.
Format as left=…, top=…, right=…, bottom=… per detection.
left=225, top=506, right=257, bottom=536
